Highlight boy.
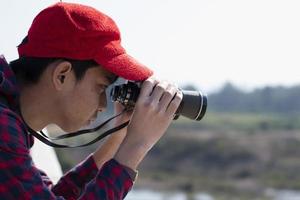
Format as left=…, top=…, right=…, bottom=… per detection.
left=0, top=2, right=182, bottom=200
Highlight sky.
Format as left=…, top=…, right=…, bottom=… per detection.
left=1, top=0, right=300, bottom=93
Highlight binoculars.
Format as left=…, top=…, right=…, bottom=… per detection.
left=111, top=82, right=207, bottom=121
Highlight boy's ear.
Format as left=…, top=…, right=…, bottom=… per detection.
left=52, top=61, right=73, bottom=90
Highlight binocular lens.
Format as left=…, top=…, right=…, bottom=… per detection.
left=175, top=90, right=207, bottom=121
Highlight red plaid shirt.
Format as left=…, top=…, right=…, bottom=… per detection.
left=0, top=55, right=133, bottom=199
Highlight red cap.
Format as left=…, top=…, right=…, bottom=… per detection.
left=18, top=2, right=153, bottom=81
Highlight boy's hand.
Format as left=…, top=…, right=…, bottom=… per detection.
left=113, top=102, right=133, bottom=126
left=114, top=77, right=183, bottom=170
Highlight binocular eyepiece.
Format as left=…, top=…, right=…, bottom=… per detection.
left=110, top=82, right=207, bottom=121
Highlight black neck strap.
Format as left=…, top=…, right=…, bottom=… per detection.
left=39, top=109, right=126, bottom=140
left=26, top=120, right=129, bottom=148
left=1, top=94, right=130, bottom=148
left=26, top=108, right=131, bottom=148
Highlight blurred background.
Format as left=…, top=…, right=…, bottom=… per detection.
left=2, top=0, right=300, bottom=199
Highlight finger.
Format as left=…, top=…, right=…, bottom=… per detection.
left=166, top=90, right=183, bottom=115
left=114, top=102, right=125, bottom=113
left=113, top=102, right=133, bottom=123
left=149, top=81, right=169, bottom=103
left=121, top=110, right=134, bottom=121
left=138, top=77, right=159, bottom=98
left=158, top=84, right=177, bottom=111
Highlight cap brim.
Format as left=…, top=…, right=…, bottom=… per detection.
left=95, top=53, right=153, bottom=81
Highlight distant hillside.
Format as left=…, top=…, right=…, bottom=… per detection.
left=206, top=82, right=300, bottom=114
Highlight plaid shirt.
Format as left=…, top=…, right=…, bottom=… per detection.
left=0, top=55, right=133, bottom=199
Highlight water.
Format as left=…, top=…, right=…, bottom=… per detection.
left=125, top=190, right=213, bottom=200
left=125, top=189, right=300, bottom=200
left=269, top=189, right=300, bottom=200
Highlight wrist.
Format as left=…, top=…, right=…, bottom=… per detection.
left=92, top=128, right=128, bottom=169
left=114, top=138, right=152, bottom=170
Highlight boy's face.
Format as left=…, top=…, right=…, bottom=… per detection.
left=56, top=65, right=116, bottom=132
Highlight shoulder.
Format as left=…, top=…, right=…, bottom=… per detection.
left=0, top=105, right=30, bottom=155
left=0, top=54, right=7, bottom=63
left=0, top=55, right=8, bottom=69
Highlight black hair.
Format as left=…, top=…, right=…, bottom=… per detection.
left=10, top=57, right=98, bottom=85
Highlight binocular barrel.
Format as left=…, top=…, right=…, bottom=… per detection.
left=111, top=82, right=207, bottom=121
left=176, top=90, right=207, bottom=121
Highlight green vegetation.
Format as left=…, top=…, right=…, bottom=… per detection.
left=54, top=83, right=300, bottom=199
left=175, top=112, right=300, bottom=131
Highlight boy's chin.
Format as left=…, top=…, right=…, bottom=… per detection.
left=59, top=124, right=82, bottom=133
left=58, top=119, right=96, bottom=133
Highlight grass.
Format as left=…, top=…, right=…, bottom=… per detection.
left=54, top=111, right=300, bottom=199
left=172, top=111, right=300, bottom=131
